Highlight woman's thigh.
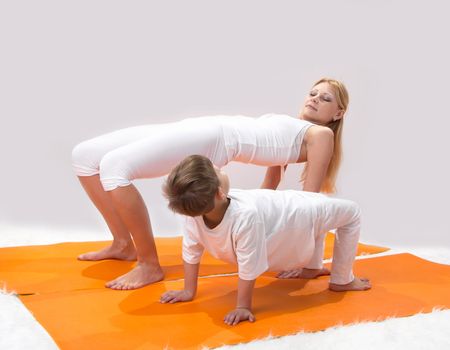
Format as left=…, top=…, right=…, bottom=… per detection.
left=99, top=123, right=225, bottom=181
left=72, top=124, right=167, bottom=176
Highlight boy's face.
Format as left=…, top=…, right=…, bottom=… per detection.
left=214, top=166, right=230, bottom=197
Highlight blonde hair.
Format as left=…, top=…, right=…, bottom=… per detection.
left=163, top=155, right=219, bottom=216
left=302, top=78, right=349, bottom=193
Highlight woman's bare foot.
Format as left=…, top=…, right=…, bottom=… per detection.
left=329, top=277, right=371, bottom=292
left=77, top=241, right=137, bottom=261
left=276, top=267, right=330, bottom=279
left=105, top=262, right=164, bottom=290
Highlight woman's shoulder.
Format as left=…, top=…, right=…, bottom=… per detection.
left=304, top=124, right=334, bottom=141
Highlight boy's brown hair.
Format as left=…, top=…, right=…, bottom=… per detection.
left=163, top=155, right=220, bottom=216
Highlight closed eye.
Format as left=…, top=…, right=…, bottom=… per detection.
left=310, top=90, right=333, bottom=102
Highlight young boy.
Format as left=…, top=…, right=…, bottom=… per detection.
left=160, top=155, right=370, bottom=326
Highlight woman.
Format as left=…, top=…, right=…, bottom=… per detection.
left=71, top=78, right=349, bottom=290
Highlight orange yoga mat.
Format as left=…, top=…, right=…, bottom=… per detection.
left=20, top=254, right=450, bottom=350
left=0, top=234, right=388, bottom=295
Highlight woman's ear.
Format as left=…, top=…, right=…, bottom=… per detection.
left=333, top=109, right=344, bottom=121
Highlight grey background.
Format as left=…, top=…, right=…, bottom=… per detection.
left=1, top=1, right=449, bottom=246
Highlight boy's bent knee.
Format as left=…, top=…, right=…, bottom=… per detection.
left=350, top=201, right=361, bottom=220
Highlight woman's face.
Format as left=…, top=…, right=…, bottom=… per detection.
left=300, top=82, right=343, bottom=125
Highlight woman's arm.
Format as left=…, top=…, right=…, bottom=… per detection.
left=260, top=165, right=287, bottom=190
left=303, top=126, right=334, bottom=192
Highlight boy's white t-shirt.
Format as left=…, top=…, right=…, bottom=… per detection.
left=182, top=189, right=326, bottom=280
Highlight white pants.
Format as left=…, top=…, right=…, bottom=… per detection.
left=305, top=197, right=362, bottom=285
left=71, top=122, right=229, bottom=191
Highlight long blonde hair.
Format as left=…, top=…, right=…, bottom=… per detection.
left=302, top=78, right=349, bottom=193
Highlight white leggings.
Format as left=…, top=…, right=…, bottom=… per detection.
left=305, top=197, right=361, bottom=285
left=71, top=122, right=230, bottom=191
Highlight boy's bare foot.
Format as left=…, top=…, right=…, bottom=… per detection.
left=276, top=267, right=330, bottom=279
left=77, top=242, right=137, bottom=261
left=105, top=262, right=164, bottom=290
left=329, top=277, right=371, bottom=292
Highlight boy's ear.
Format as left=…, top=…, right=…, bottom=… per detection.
left=216, top=186, right=226, bottom=200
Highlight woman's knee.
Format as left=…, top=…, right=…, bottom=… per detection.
left=98, top=153, right=133, bottom=191
left=71, top=140, right=101, bottom=176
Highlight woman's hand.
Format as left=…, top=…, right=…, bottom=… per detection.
left=160, top=289, right=194, bottom=304
left=223, top=308, right=255, bottom=326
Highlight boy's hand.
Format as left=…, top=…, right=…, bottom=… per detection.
left=224, top=308, right=255, bottom=326
left=160, top=290, right=194, bottom=304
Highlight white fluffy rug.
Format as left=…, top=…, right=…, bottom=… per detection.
left=1, top=223, right=449, bottom=350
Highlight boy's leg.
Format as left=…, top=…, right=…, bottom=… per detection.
left=315, top=197, right=371, bottom=290
left=277, top=231, right=330, bottom=279
left=303, top=230, right=327, bottom=270
left=311, top=197, right=361, bottom=284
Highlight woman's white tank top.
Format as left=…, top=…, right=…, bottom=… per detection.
left=180, top=114, right=314, bottom=166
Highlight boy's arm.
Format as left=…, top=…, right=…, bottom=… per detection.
left=160, top=261, right=199, bottom=303
left=223, top=278, right=256, bottom=326
left=225, top=216, right=267, bottom=325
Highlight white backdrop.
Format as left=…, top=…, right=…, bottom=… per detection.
left=1, top=0, right=449, bottom=246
